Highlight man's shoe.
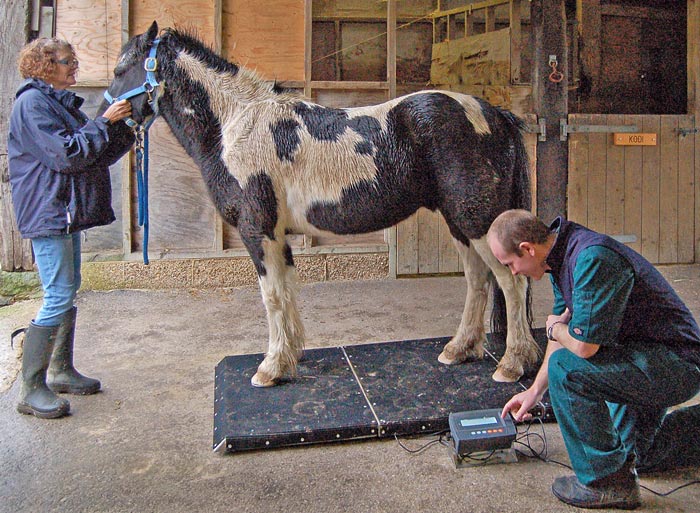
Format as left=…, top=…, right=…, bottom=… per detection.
left=552, top=468, right=641, bottom=510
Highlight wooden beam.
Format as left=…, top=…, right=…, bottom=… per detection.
left=510, top=0, right=522, bottom=84
left=690, top=0, right=700, bottom=262
left=304, top=0, right=312, bottom=97
left=387, top=0, right=396, bottom=99
left=121, top=0, right=132, bottom=259
left=0, top=0, right=33, bottom=271
left=532, top=0, right=568, bottom=223
left=214, top=0, right=223, bottom=253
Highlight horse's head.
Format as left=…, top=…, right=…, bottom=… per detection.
left=104, top=21, right=163, bottom=127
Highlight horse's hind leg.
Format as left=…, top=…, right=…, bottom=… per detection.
left=249, top=237, right=305, bottom=387
left=470, top=236, right=541, bottom=382
left=438, top=238, right=490, bottom=365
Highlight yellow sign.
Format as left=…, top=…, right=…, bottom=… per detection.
left=613, top=133, right=657, bottom=146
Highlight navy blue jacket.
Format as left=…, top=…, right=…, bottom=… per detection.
left=547, top=218, right=700, bottom=363
left=8, top=79, right=134, bottom=238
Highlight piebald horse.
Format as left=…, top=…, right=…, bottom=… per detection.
left=104, top=22, right=540, bottom=387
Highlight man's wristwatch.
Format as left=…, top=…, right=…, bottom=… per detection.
left=547, top=321, right=564, bottom=341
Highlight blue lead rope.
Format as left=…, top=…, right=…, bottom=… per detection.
left=134, top=127, right=150, bottom=264
left=104, top=38, right=161, bottom=265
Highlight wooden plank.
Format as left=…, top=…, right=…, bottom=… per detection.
left=417, top=208, right=439, bottom=274
left=567, top=113, right=589, bottom=226
left=431, top=29, right=510, bottom=87
left=658, top=116, right=678, bottom=263
left=223, top=0, right=305, bottom=81
left=437, top=214, right=459, bottom=273
left=586, top=114, right=607, bottom=234
left=55, top=0, right=122, bottom=85
left=622, top=115, right=643, bottom=254
left=0, top=0, right=33, bottom=271
left=640, top=116, right=661, bottom=263
left=132, top=120, right=217, bottom=253
left=677, top=116, right=694, bottom=263
left=387, top=0, right=396, bottom=98
left=396, top=213, right=418, bottom=275
left=691, top=0, right=700, bottom=262
left=131, top=0, right=217, bottom=46
left=605, top=114, right=625, bottom=237
left=577, top=0, right=601, bottom=113
left=509, top=0, right=522, bottom=84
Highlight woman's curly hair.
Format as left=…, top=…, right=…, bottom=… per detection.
left=17, top=38, right=74, bottom=81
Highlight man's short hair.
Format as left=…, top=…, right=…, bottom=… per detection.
left=488, top=209, right=550, bottom=256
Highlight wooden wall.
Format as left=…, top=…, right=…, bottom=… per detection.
left=568, top=114, right=697, bottom=264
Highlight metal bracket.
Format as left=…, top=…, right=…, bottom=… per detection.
left=526, top=118, right=547, bottom=142
left=560, top=119, right=638, bottom=141
left=678, top=127, right=699, bottom=137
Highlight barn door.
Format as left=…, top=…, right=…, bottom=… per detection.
left=567, top=113, right=697, bottom=264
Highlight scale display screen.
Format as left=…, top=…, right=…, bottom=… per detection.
left=460, top=416, right=498, bottom=428
left=449, top=408, right=517, bottom=456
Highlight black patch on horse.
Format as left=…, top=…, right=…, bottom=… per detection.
left=270, top=119, right=301, bottom=162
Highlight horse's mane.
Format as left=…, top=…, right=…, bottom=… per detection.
left=162, top=27, right=298, bottom=99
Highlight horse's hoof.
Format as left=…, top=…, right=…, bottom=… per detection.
left=438, top=350, right=464, bottom=365
left=251, top=371, right=277, bottom=388
left=492, top=366, right=522, bottom=383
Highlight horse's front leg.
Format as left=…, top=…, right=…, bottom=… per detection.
left=248, top=235, right=305, bottom=387
left=471, top=237, right=541, bottom=382
left=438, top=238, right=490, bottom=365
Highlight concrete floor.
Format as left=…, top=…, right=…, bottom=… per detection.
left=1, top=266, right=700, bottom=513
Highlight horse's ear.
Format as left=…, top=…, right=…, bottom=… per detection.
left=146, top=21, right=159, bottom=41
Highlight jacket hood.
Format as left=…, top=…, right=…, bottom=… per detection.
left=16, top=78, right=84, bottom=110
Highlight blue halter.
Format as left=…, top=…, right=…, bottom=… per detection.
left=104, top=39, right=161, bottom=128
left=104, top=39, right=161, bottom=264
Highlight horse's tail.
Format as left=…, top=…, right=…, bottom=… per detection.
left=490, top=109, right=533, bottom=335
left=501, top=110, right=532, bottom=211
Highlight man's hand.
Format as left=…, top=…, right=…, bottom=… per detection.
left=501, top=387, right=544, bottom=423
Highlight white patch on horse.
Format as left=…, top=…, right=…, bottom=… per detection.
left=175, top=51, right=380, bottom=228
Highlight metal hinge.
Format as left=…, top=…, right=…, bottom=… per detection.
left=678, top=127, right=699, bottom=137
left=526, top=118, right=547, bottom=142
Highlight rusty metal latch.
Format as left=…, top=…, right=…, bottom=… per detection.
left=559, top=119, right=638, bottom=141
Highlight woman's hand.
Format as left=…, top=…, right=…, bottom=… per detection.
left=102, top=99, right=132, bottom=124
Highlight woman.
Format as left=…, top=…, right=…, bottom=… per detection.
left=8, top=38, right=134, bottom=419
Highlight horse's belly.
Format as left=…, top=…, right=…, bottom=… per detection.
left=286, top=195, right=416, bottom=236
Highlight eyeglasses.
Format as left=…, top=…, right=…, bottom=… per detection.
left=55, top=57, right=79, bottom=67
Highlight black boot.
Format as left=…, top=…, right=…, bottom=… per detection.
left=551, top=455, right=641, bottom=510
left=16, top=323, right=70, bottom=419
left=47, top=307, right=101, bottom=395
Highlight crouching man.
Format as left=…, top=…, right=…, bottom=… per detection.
left=488, top=209, right=700, bottom=510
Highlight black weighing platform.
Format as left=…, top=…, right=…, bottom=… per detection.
left=214, top=328, right=552, bottom=453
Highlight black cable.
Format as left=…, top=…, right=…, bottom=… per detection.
left=393, top=431, right=448, bottom=454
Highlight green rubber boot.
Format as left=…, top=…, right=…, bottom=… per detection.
left=47, top=307, right=101, bottom=395
left=16, top=323, right=70, bottom=419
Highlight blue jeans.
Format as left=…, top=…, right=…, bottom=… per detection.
left=548, top=343, right=700, bottom=485
left=31, top=233, right=82, bottom=327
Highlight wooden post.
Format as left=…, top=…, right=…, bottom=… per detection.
left=510, top=0, right=522, bottom=84
left=532, top=0, right=568, bottom=224
left=0, top=0, right=33, bottom=271
left=690, top=0, right=700, bottom=262
left=387, top=0, right=396, bottom=100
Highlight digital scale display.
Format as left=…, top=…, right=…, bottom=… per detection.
left=449, top=408, right=517, bottom=456
left=459, top=416, right=498, bottom=428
